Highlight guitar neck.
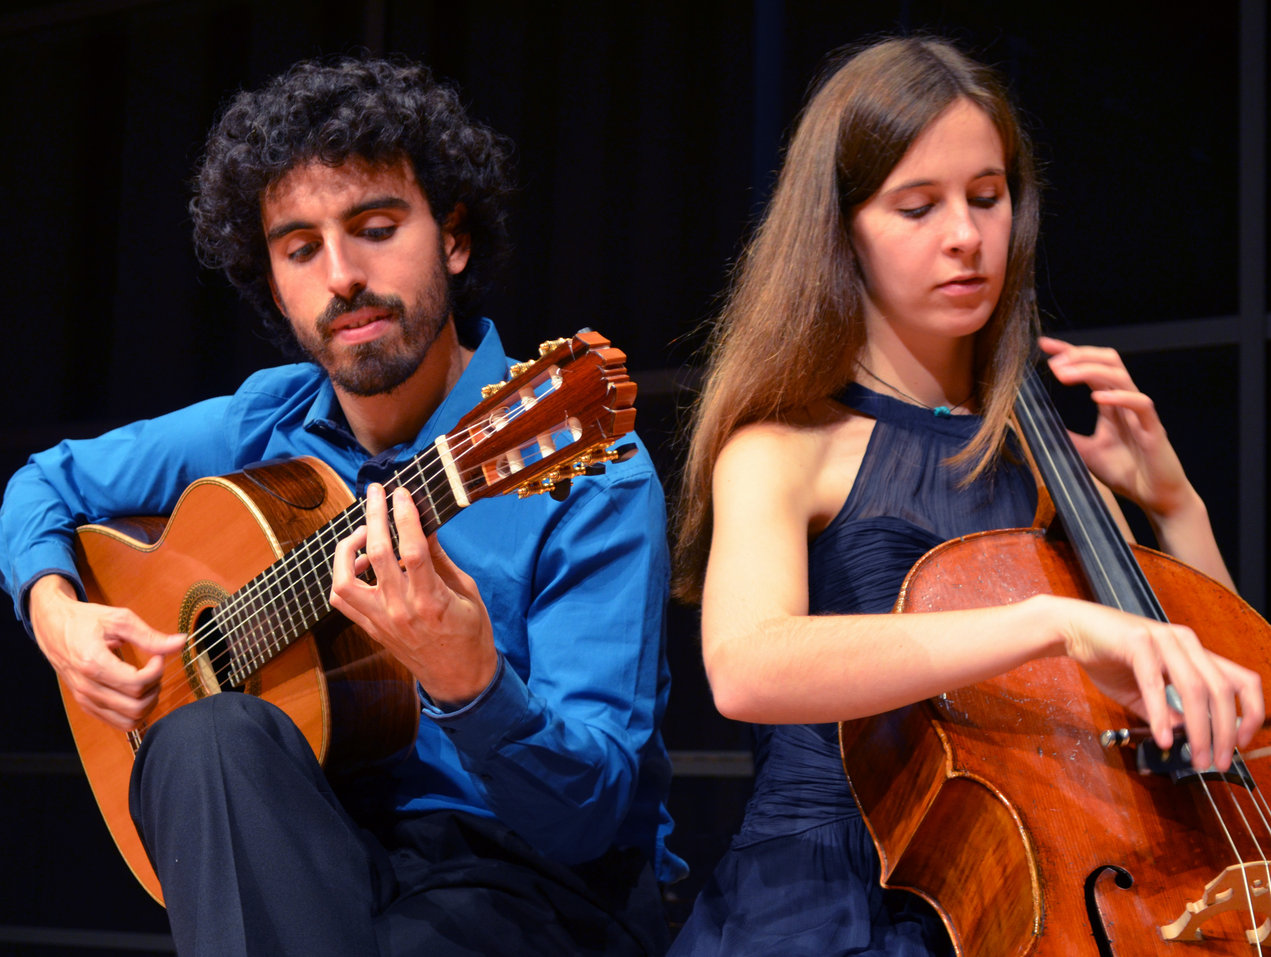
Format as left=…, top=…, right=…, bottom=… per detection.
left=212, top=444, right=463, bottom=686
left=198, top=329, right=637, bottom=689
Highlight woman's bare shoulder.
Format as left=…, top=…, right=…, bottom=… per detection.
left=716, top=398, right=874, bottom=526
left=723, top=397, right=869, bottom=452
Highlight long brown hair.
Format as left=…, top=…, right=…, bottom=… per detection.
left=674, top=37, right=1041, bottom=604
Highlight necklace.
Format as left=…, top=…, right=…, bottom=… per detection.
left=855, top=364, right=973, bottom=417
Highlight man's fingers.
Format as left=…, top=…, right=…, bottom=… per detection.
left=393, top=487, right=430, bottom=571
left=127, top=628, right=187, bottom=658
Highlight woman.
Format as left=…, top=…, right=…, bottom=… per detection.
left=670, top=37, right=1261, bottom=955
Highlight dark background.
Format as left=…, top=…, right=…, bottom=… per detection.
left=0, top=1, right=1266, bottom=952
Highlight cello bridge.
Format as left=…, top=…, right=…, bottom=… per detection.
left=1160, top=862, right=1271, bottom=944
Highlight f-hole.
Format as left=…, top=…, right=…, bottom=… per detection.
left=1085, top=864, right=1135, bottom=957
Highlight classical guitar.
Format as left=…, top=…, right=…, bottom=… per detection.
left=63, top=330, right=638, bottom=905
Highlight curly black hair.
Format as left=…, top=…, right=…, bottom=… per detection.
left=190, top=55, right=515, bottom=345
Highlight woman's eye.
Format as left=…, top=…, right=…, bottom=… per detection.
left=898, top=204, right=932, bottom=219
left=970, top=194, right=1000, bottom=208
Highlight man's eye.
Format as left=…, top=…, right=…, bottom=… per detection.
left=288, top=242, right=318, bottom=262
left=363, top=225, right=397, bottom=241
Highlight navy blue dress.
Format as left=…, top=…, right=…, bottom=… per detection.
left=671, top=384, right=1038, bottom=956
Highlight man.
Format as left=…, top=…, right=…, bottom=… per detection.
left=0, top=56, right=683, bottom=955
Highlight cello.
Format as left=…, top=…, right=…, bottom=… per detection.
left=839, top=368, right=1271, bottom=955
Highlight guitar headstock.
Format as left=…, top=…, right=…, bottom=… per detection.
left=434, top=330, right=638, bottom=506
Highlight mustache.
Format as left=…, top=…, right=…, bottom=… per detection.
left=315, top=290, right=404, bottom=337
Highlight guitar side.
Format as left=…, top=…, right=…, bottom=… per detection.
left=65, top=456, right=420, bottom=904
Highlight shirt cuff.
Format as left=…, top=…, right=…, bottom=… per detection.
left=17, top=567, right=86, bottom=640
left=423, top=654, right=535, bottom=756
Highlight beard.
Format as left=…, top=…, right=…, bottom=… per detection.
left=291, top=254, right=453, bottom=397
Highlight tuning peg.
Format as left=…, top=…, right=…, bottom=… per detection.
left=481, top=380, right=507, bottom=399
left=537, top=337, right=568, bottom=356
left=549, top=479, right=573, bottom=501
left=516, top=470, right=571, bottom=499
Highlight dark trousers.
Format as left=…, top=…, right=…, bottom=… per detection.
left=129, top=694, right=669, bottom=957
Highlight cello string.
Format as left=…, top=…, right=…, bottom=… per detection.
left=1015, top=375, right=1160, bottom=617
left=1225, top=771, right=1271, bottom=941
left=1222, top=775, right=1271, bottom=943
left=1163, top=680, right=1268, bottom=947
left=1195, top=776, right=1264, bottom=951
left=1019, top=373, right=1267, bottom=945
left=1238, top=771, right=1271, bottom=842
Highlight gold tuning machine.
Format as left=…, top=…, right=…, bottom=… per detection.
left=487, top=339, right=567, bottom=397
left=538, top=337, right=568, bottom=356
left=515, top=444, right=638, bottom=499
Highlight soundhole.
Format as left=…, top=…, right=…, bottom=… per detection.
left=179, top=581, right=239, bottom=695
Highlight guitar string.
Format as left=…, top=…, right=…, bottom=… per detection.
left=1020, top=374, right=1266, bottom=946
left=214, top=449, right=472, bottom=684
left=151, top=445, right=465, bottom=700
left=157, top=387, right=564, bottom=696
left=145, top=374, right=587, bottom=702
left=159, top=349, right=620, bottom=697
left=206, top=344, right=620, bottom=674
left=216, top=377, right=580, bottom=671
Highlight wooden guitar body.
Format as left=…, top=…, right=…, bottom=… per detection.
left=67, top=457, right=420, bottom=904
left=841, top=527, right=1271, bottom=955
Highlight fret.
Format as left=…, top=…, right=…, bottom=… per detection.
left=280, top=535, right=330, bottom=635
left=227, top=582, right=263, bottom=683
left=297, top=536, right=328, bottom=626
left=264, top=565, right=290, bottom=656
left=216, top=455, right=454, bottom=688
left=414, top=449, right=451, bottom=536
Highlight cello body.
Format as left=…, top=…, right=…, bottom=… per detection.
left=840, top=526, right=1271, bottom=955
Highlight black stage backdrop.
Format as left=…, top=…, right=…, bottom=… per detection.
left=0, top=1, right=1265, bottom=952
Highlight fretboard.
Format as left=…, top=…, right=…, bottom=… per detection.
left=211, top=443, right=470, bottom=686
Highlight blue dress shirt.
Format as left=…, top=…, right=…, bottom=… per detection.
left=0, top=318, right=686, bottom=884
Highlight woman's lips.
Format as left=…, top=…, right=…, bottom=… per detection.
left=937, top=276, right=987, bottom=297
